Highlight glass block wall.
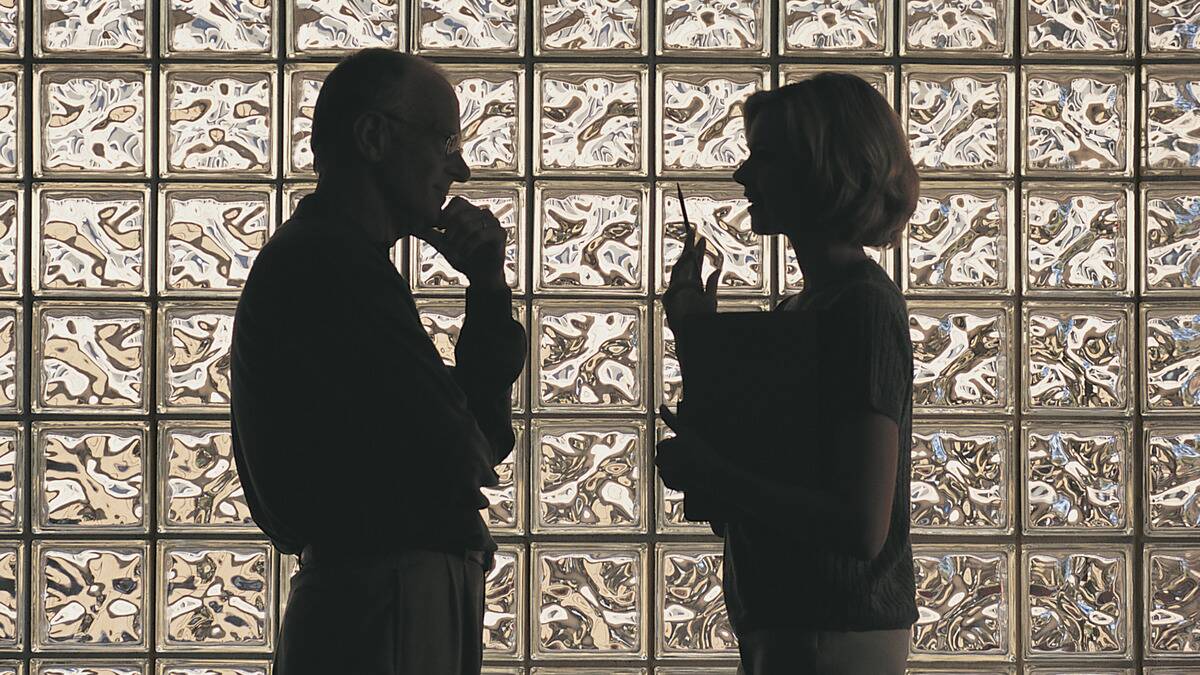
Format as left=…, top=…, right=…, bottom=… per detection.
left=0, top=0, right=1194, bottom=673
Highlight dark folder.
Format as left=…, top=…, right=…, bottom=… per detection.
left=672, top=309, right=823, bottom=523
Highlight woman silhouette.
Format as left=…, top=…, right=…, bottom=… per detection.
left=657, top=73, right=920, bottom=674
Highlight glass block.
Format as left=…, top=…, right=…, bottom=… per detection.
left=0, top=542, right=21, bottom=649
left=0, top=423, right=21, bottom=532
left=536, top=0, right=645, bottom=55
left=781, top=242, right=893, bottom=293
left=0, top=304, right=17, bottom=414
left=444, top=65, right=524, bottom=176
left=1022, top=183, right=1133, bottom=295
left=284, top=64, right=330, bottom=178
left=0, top=68, right=22, bottom=178
left=480, top=421, right=523, bottom=534
left=532, top=544, right=647, bottom=657
left=1022, top=422, right=1131, bottom=532
left=32, top=663, right=145, bottom=675
left=163, top=0, right=273, bottom=56
left=0, top=0, right=19, bottom=55
left=909, top=301, right=1014, bottom=413
left=158, top=303, right=234, bottom=413
left=532, top=419, right=646, bottom=533
left=37, top=0, right=146, bottom=55
left=1146, top=545, right=1200, bottom=655
left=33, top=422, right=147, bottom=533
left=282, top=183, right=314, bottom=221
left=414, top=184, right=524, bottom=293
left=780, top=0, right=890, bottom=54
left=535, top=66, right=647, bottom=175
left=911, top=545, right=1013, bottom=658
left=903, top=67, right=1013, bottom=176
left=159, top=421, right=254, bottom=532
left=33, top=185, right=149, bottom=294
left=156, top=661, right=269, bottom=675
left=654, top=669, right=737, bottom=675
left=658, top=66, right=767, bottom=176
left=535, top=182, right=647, bottom=293
left=287, top=0, right=399, bottom=55
left=1146, top=0, right=1200, bottom=53
left=1145, top=423, right=1200, bottom=533
left=1023, top=67, right=1132, bottom=176
left=1022, top=302, right=1133, bottom=414
left=1025, top=0, right=1131, bottom=56
left=779, top=64, right=894, bottom=107
left=1145, top=66, right=1200, bottom=174
left=159, top=185, right=274, bottom=296
left=484, top=544, right=523, bottom=659
left=911, top=422, right=1012, bottom=534
left=1143, top=183, right=1200, bottom=294
left=654, top=418, right=708, bottom=533
left=657, top=0, right=767, bottom=55
left=0, top=661, right=15, bottom=675
left=156, top=541, right=274, bottom=651
left=33, top=541, right=149, bottom=650
left=531, top=670, right=645, bottom=675
left=902, top=181, right=1014, bottom=295
left=35, top=68, right=147, bottom=177
left=1147, top=307, right=1199, bottom=417
left=161, top=66, right=276, bottom=178
left=1023, top=545, right=1132, bottom=657
left=34, top=302, right=147, bottom=413
left=533, top=301, right=645, bottom=412
left=415, top=299, right=527, bottom=413
left=655, top=298, right=770, bottom=409
left=902, top=0, right=1009, bottom=55
left=277, top=553, right=298, bottom=619
left=413, top=0, right=523, bottom=55
left=657, top=182, right=769, bottom=296
left=657, top=543, right=736, bottom=656
left=1025, top=669, right=1132, bottom=675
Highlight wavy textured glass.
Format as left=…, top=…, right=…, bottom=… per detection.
left=1024, top=425, right=1129, bottom=530
left=158, top=663, right=267, bottom=675
left=164, top=70, right=272, bottom=176
left=482, top=428, right=520, bottom=533
left=909, top=304, right=1011, bottom=411
left=659, top=69, right=762, bottom=173
left=37, top=424, right=145, bottom=531
left=911, top=424, right=1009, bottom=532
left=161, top=188, right=272, bottom=294
left=658, top=546, right=734, bottom=654
left=534, top=421, right=642, bottom=532
left=779, top=64, right=893, bottom=101
left=1145, top=307, right=1200, bottom=409
left=483, top=546, right=520, bottom=656
left=905, top=185, right=1010, bottom=293
left=0, top=191, right=15, bottom=294
left=1146, top=426, right=1200, bottom=532
left=0, top=1, right=17, bottom=54
left=1024, top=186, right=1130, bottom=292
left=783, top=0, right=885, bottom=51
left=416, top=302, right=463, bottom=365
left=1145, top=69, right=1200, bottom=172
left=291, top=0, right=398, bottom=52
left=534, top=546, right=643, bottom=655
left=537, top=187, right=643, bottom=291
left=0, top=545, right=17, bottom=647
left=1146, top=0, right=1200, bottom=52
left=535, top=304, right=642, bottom=410
left=538, top=69, right=643, bottom=173
left=905, top=70, right=1009, bottom=174
left=39, top=72, right=145, bottom=175
left=1025, top=69, right=1129, bottom=174
left=0, top=427, right=17, bottom=529
left=659, top=188, right=764, bottom=293
left=33, top=666, right=144, bottom=675
left=0, top=71, right=18, bottom=175
left=160, top=423, right=252, bottom=530
left=660, top=0, right=763, bottom=53
left=286, top=67, right=326, bottom=176
left=450, top=69, right=521, bottom=175
left=37, top=189, right=146, bottom=293
left=417, top=189, right=521, bottom=291
left=160, top=305, right=233, bottom=411
left=912, top=547, right=1010, bottom=656
left=904, top=0, right=1005, bottom=52
left=36, top=305, right=146, bottom=411
left=35, top=544, right=146, bottom=649
left=0, top=307, right=14, bottom=412
left=416, top=0, right=520, bottom=52
left=1025, top=305, right=1130, bottom=411
left=1146, top=547, right=1200, bottom=655
left=1026, top=0, right=1128, bottom=53
left=40, top=0, right=145, bottom=53
left=1145, top=186, right=1200, bottom=292
left=538, top=0, right=642, bottom=52
left=166, top=0, right=272, bottom=54
left=1025, top=548, right=1129, bottom=655
left=158, top=543, right=270, bottom=649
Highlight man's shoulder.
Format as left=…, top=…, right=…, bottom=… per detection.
left=250, top=217, right=356, bottom=283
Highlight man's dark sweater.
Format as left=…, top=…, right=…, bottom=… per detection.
left=230, top=193, right=527, bottom=558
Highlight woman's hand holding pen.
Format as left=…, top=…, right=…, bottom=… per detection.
left=663, top=186, right=720, bottom=329
left=655, top=404, right=724, bottom=492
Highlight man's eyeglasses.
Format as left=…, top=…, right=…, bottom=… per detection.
left=375, top=110, right=463, bottom=158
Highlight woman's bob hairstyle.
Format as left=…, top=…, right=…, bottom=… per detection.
left=742, top=73, right=919, bottom=248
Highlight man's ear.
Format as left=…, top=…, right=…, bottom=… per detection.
left=352, top=112, right=389, bottom=164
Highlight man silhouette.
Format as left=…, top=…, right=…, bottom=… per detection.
left=230, top=49, right=527, bottom=675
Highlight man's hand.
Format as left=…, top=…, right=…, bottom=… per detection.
left=663, top=219, right=720, bottom=329
left=418, top=196, right=507, bottom=289
left=655, top=404, right=723, bottom=492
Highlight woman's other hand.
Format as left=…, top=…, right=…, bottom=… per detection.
left=655, top=404, right=723, bottom=492
left=663, top=218, right=720, bottom=328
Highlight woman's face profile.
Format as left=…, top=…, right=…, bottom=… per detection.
left=734, top=110, right=797, bottom=238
